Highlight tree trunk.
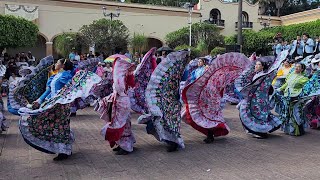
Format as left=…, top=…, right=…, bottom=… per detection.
left=277, top=8, right=280, bottom=16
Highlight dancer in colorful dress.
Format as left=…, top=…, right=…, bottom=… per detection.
left=0, top=64, right=7, bottom=133
left=182, top=53, right=250, bottom=143
left=19, top=59, right=101, bottom=160
left=96, top=57, right=136, bottom=155
left=138, top=51, right=188, bottom=152
left=275, top=63, right=310, bottom=136
left=236, top=51, right=288, bottom=139
left=8, top=56, right=53, bottom=115
left=130, top=47, right=157, bottom=114
left=272, top=59, right=292, bottom=89
left=69, top=58, right=100, bottom=116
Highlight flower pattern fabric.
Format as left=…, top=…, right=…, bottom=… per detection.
left=130, top=47, right=157, bottom=114
left=97, top=58, right=136, bottom=152
left=8, top=56, right=53, bottom=115
left=237, top=50, right=289, bottom=134
left=138, top=51, right=188, bottom=148
left=182, top=53, right=250, bottom=136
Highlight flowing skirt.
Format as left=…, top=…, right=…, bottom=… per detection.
left=19, top=104, right=74, bottom=155
left=97, top=94, right=135, bottom=152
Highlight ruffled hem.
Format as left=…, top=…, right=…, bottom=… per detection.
left=239, top=99, right=282, bottom=133
left=19, top=116, right=74, bottom=155
left=182, top=53, right=249, bottom=135
left=18, top=71, right=101, bottom=116
left=8, top=56, right=54, bottom=115
left=138, top=114, right=185, bottom=148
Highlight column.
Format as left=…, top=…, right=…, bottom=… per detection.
left=45, top=42, right=53, bottom=56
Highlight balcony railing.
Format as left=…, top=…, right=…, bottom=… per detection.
left=235, top=22, right=253, bottom=29
left=205, top=19, right=225, bottom=27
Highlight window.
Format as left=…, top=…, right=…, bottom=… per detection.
left=242, top=11, right=249, bottom=22
left=210, top=9, right=221, bottom=20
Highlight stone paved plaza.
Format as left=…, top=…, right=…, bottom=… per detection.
left=1, top=102, right=320, bottom=180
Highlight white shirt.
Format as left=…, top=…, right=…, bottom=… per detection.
left=74, top=55, right=80, bottom=61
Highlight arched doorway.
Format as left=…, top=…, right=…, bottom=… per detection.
left=6, top=34, right=47, bottom=60
left=147, top=37, right=163, bottom=50
left=52, top=33, right=88, bottom=59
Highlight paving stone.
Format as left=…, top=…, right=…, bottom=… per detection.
left=1, top=104, right=320, bottom=179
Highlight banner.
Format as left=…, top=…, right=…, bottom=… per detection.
left=5, top=4, right=39, bottom=22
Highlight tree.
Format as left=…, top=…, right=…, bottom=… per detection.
left=80, top=19, right=129, bottom=55
left=130, top=33, right=148, bottom=53
left=0, top=14, right=39, bottom=54
left=53, top=32, right=85, bottom=57
left=165, top=22, right=224, bottom=52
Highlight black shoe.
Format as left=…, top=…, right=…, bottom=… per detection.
left=53, top=153, right=70, bottom=161
left=203, top=130, right=214, bottom=144
left=115, top=149, right=129, bottom=155
left=70, top=113, right=76, bottom=117
left=203, top=137, right=214, bottom=144
left=166, top=142, right=178, bottom=152
left=112, top=146, right=121, bottom=152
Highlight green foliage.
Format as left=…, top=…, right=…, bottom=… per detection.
left=242, top=30, right=274, bottom=55
left=165, top=22, right=224, bottom=52
left=224, top=35, right=237, bottom=45
left=0, top=14, right=39, bottom=52
left=80, top=19, right=129, bottom=55
left=174, top=45, right=200, bottom=59
left=130, top=33, right=147, bottom=53
left=261, top=19, right=320, bottom=40
left=210, top=47, right=226, bottom=56
left=196, top=39, right=209, bottom=56
left=53, top=32, right=84, bottom=57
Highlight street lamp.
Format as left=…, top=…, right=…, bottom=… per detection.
left=259, top=8, right=271, bottom=28
left=183, top=2, right=194, bottom=47
left=102, top=6, right=120, bottom=21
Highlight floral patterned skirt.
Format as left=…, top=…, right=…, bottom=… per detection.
left=304, top=97, right=320, bottom=129
left=19, top=104, right=74, bottom=155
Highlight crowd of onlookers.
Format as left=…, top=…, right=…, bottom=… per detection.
left=0, top=48, right=171, bottom=97
left=272, top=33, right=320, bottom=60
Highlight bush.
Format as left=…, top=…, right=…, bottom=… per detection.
left=54, top=32, right=84, bottom=57
left=210, top=47, right=226, bottom=56
left=174, top=45, right=200, bottom=59
left=130, top=33, right=147, bottom=54
left=0, top=14, right=39, bottom=53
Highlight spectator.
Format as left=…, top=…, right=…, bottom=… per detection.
left=314, top=35, right=320, bottom=55
left=104, top=62, right=112, bottom=73
left=74, top=52, right=80, bottom=62
left=125, top=50, right=132, bottom=59
left=69, top=50, right=76, bottom=60
left=132, top=52, right=141, bottom=65
left=9, top=72, right=20, bottom=84
left=27, top=51, right=36, bottom=66
left=290, top=36, right=303, bottom=58
left=302, top=33, right=315, bottom=57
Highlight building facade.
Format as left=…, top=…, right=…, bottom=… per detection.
left=2, top=0, right=314, bottom=58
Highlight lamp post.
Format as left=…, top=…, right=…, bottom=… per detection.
left=259, top=8, right=271, bottom=28
left=102, top=6, right=120, bottom=21
left=237, top=0, right=243, bottom=46
left=184, top=2, right=194, bottom=47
